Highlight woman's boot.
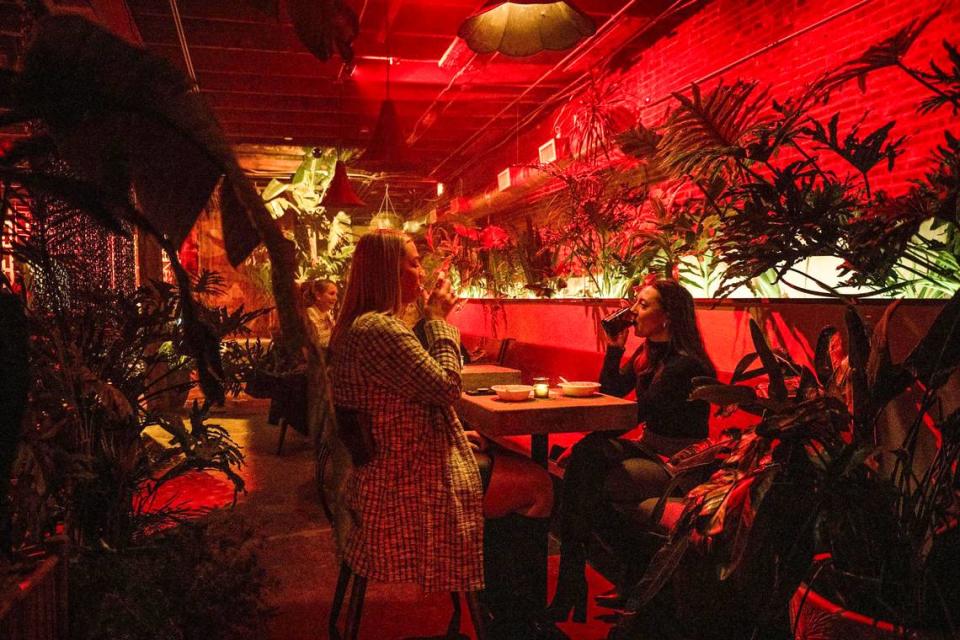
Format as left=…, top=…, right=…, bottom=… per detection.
left=544, top=540, right=587, bottom=623
left=482, top=514, right=569, bottom=640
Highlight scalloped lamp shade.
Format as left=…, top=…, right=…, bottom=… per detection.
left=321, top=160, right=366, bottom=208
left=458, top=0, right=596, bottom=57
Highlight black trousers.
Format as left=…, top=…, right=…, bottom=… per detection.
left=557, top=432, right=672, bottom=547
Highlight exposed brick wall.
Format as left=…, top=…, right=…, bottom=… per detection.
left=468, top=0, right=959, bottom=201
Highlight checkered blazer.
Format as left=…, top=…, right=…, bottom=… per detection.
left=330, top=311, right=484, bottom=593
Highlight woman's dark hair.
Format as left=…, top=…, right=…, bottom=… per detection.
left=650, top=279, right=714, bottom=373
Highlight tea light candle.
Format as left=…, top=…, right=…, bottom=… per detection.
left=532, top=377, right=550, bottom=399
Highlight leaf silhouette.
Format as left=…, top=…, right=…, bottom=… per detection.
left=750, top=319, right=787, bottom=404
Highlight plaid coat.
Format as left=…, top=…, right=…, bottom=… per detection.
left=330, top=312, right=484, bottom=592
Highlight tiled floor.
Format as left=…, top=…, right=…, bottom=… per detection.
left=185, top=397, right=619, bottom=639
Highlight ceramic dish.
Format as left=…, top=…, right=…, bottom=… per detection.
left=558, top=381, right=601, bottom=397
left=490, top=384, right=534, bottom=401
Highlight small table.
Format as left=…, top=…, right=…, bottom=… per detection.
left=457, top=391, right=636, bottom=467
left=460, top=364, right=521, bottom=392
left=457, top=390, right=636, bottom=607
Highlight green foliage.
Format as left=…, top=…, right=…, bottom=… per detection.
left=422, top=219, right=522, bottom=297
left=633, top=295, right=960, bottom=633
left=657, top=81, right=769, bottom=181
left=617, top=13, right=960, bottom=300
left=69, top=511, right=271, bottom=640
left=13, top=277, right=259, bottom=551
left=256, top=148, right=356, bottom=286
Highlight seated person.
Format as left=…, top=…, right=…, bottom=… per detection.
left=326, top=230, right=564, bottom=640
left=546, top=279, right=717, bottom=623
left=302, top=278, right=338, bottom=350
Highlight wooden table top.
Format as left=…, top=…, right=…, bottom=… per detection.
left=460, top=364, right=522, bottom=391
left=456, top=390, right=636, bottom=437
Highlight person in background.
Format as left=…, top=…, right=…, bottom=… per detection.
left=302, top=278, right=338, bottom=350
left=546, top=279, right=717, bottom=623
left=327, top=230, right=564, bottom=640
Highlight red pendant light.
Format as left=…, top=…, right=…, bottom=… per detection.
left=363, top=98, right=414, bottom=171
left=322, top=160, right=366, bottom=208
left=458, top=1, right=596, bottom=57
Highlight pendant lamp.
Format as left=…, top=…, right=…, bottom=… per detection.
left=363, top=50, right=414, bottom=170
left=322, top=159, right=366, bottom=208
left=458, top=1, right=596, bottom=57
left=363, top=97, right=413, bottom=170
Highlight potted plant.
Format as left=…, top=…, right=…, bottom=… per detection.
left=0, top=7, right=294, bottom=636
left=614, top=293, right=960, bottom=639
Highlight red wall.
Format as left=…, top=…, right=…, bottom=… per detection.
left=451, top=298, right=944, bottom=376
left=467, top=0, right=960, bottom=200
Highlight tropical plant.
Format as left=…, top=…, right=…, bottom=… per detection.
left=554, top=72, right=637, bottom=168
left=257, top=147, right=356, bottom=287
left=541, top=162, right=647, bottom=297
left=0, top=7, right=297, bottom=559
left=616, top=292, right=960, bottom=638
left=514, top=216, right=568, bottom=298
left=423, top=219, right=520, bottom=297
left=616, top=12, right=960, bottom=301
left=69, top=510, right=271, bottom=640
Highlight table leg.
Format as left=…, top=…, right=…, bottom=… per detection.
left=531, top=433, right=548, bottom=468
left=530, top=433, right=549, bottom=607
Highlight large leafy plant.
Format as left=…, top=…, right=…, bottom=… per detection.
left=617, top=12, right=960, bottom=300
left=255, top=147, right=356, bottom=288
left=619, top=292, right=960, bottom=638
left=0, top=8, right=296, bottom=558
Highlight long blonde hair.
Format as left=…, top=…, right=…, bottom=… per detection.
left=331, top=230, right=408, bottom=346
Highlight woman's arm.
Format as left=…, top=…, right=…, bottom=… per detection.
left=599, top=346, right=638, bottom=397
left=356, top=313, right=463, bottom=406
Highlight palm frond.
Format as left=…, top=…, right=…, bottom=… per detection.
left=657, top=81, right=770, bottom=181
left=820, top=11, right=939, bottom=95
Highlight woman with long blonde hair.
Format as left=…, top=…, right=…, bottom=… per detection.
left=328, top=230, right=563, bottom=639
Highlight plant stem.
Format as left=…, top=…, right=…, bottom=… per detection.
left=898, top=62, right=960, bottom=111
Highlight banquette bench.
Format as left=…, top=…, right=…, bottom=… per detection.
left=459, top=333, right=756, bottom=474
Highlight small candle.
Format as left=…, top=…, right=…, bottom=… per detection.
left=532, top=377, right=550, bottom=399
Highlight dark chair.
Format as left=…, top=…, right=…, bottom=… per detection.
left=265, top=370, right=308, bottom=455
left=328, top=562, right=488, bottom=640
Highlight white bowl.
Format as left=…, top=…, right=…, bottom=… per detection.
left=491, top=384, right=534, bottom=401
left=558, top=381, right=601, bottom=397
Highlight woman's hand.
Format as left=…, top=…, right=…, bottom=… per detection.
left=424, top=275, right=459, bottom=321
left=464, top=430, right=488, bottom=452
left=603, top=327, right=630, bottom=349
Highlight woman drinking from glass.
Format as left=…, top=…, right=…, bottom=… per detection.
left=547, top=279, right=716, bottom=623
left=328, top=230, right=563, bottom=639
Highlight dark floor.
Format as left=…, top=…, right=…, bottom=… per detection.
left=202, top=396, right=618, bottom=640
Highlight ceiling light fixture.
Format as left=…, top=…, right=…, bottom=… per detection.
left=457, top=1, right=596, bottom=57
left=322, top=159, right=366, bottom=208
left=363, top=35, right=413, bottom=170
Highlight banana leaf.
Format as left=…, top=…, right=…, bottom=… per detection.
left=14, top=14, right=261, bottom=266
